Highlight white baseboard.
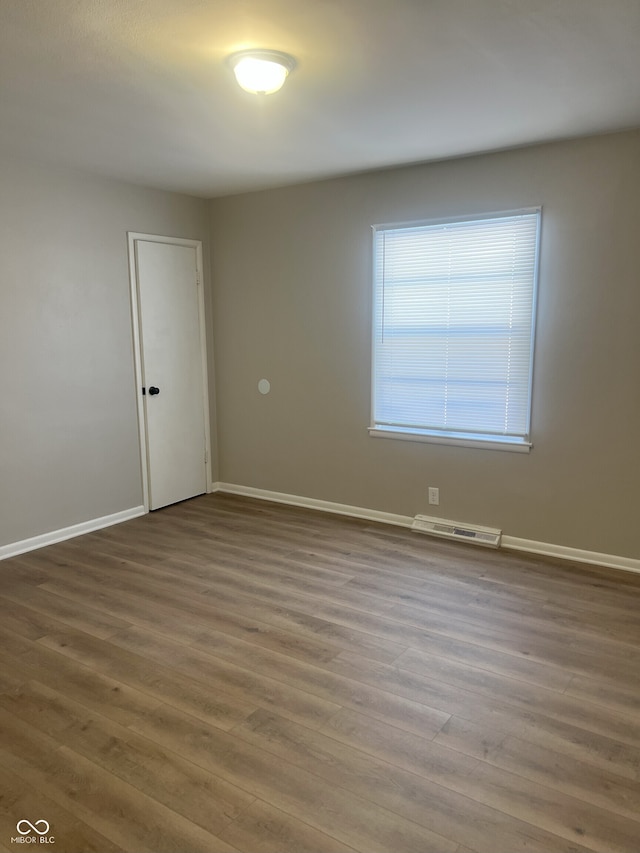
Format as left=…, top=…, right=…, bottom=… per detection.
left=213, top=482, right=640, bottom=575
left=0, top=505, right=146, bottom=562
left=501, top=536, right=640, bottom=575
left=5, top=484, right=636, bottom=576
left=212, top=482, right=413, bottom=529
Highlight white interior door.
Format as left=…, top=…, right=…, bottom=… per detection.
left=131, top=236, right=209, bottom=510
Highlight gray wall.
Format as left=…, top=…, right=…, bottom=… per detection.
left=209, top=130, right=640, bottom=560
left=0, top=156, right=212, bottom=548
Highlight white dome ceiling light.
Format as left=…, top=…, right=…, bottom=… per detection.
left=227, top=49, right=296, bottom=95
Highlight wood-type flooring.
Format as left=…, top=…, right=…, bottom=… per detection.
left=1, top=493, right=639, bottom=853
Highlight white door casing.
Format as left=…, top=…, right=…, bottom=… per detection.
left=128, top=233, right=212, bottom=511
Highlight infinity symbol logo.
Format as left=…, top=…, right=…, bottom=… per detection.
left=16, top=820, right=50, bottom=836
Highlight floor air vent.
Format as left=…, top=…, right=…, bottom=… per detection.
left=412, top=515, right=502, bottom=548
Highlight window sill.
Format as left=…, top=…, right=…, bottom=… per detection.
left=368, top=427, right=532, bottom=453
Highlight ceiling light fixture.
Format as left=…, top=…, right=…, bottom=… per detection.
left=227, top=49, right=296, bottom=95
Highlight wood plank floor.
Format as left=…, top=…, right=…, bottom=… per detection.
left=1, top=494, right=640, bottom=853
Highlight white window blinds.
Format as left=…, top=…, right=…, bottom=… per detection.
left=372, top=210, right=540, bottom=447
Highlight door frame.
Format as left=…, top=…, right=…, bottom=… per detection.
left=127, top=232, right=213, bottom=512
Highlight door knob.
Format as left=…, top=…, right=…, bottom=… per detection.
left=148, top=386, right=160, bottom=396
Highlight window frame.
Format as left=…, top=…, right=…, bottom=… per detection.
left=369, top=207, right=542, bottom=453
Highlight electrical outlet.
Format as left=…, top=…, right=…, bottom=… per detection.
left=428, top=486, right=440, bottom=506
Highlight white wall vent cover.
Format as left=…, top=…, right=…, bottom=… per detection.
left=412, top=515, right=502, bottom=548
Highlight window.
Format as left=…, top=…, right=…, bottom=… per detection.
left=370, top=209, right=540, bottom=451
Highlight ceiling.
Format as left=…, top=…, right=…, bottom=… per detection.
left=1, top=0, right=639, bottom=198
